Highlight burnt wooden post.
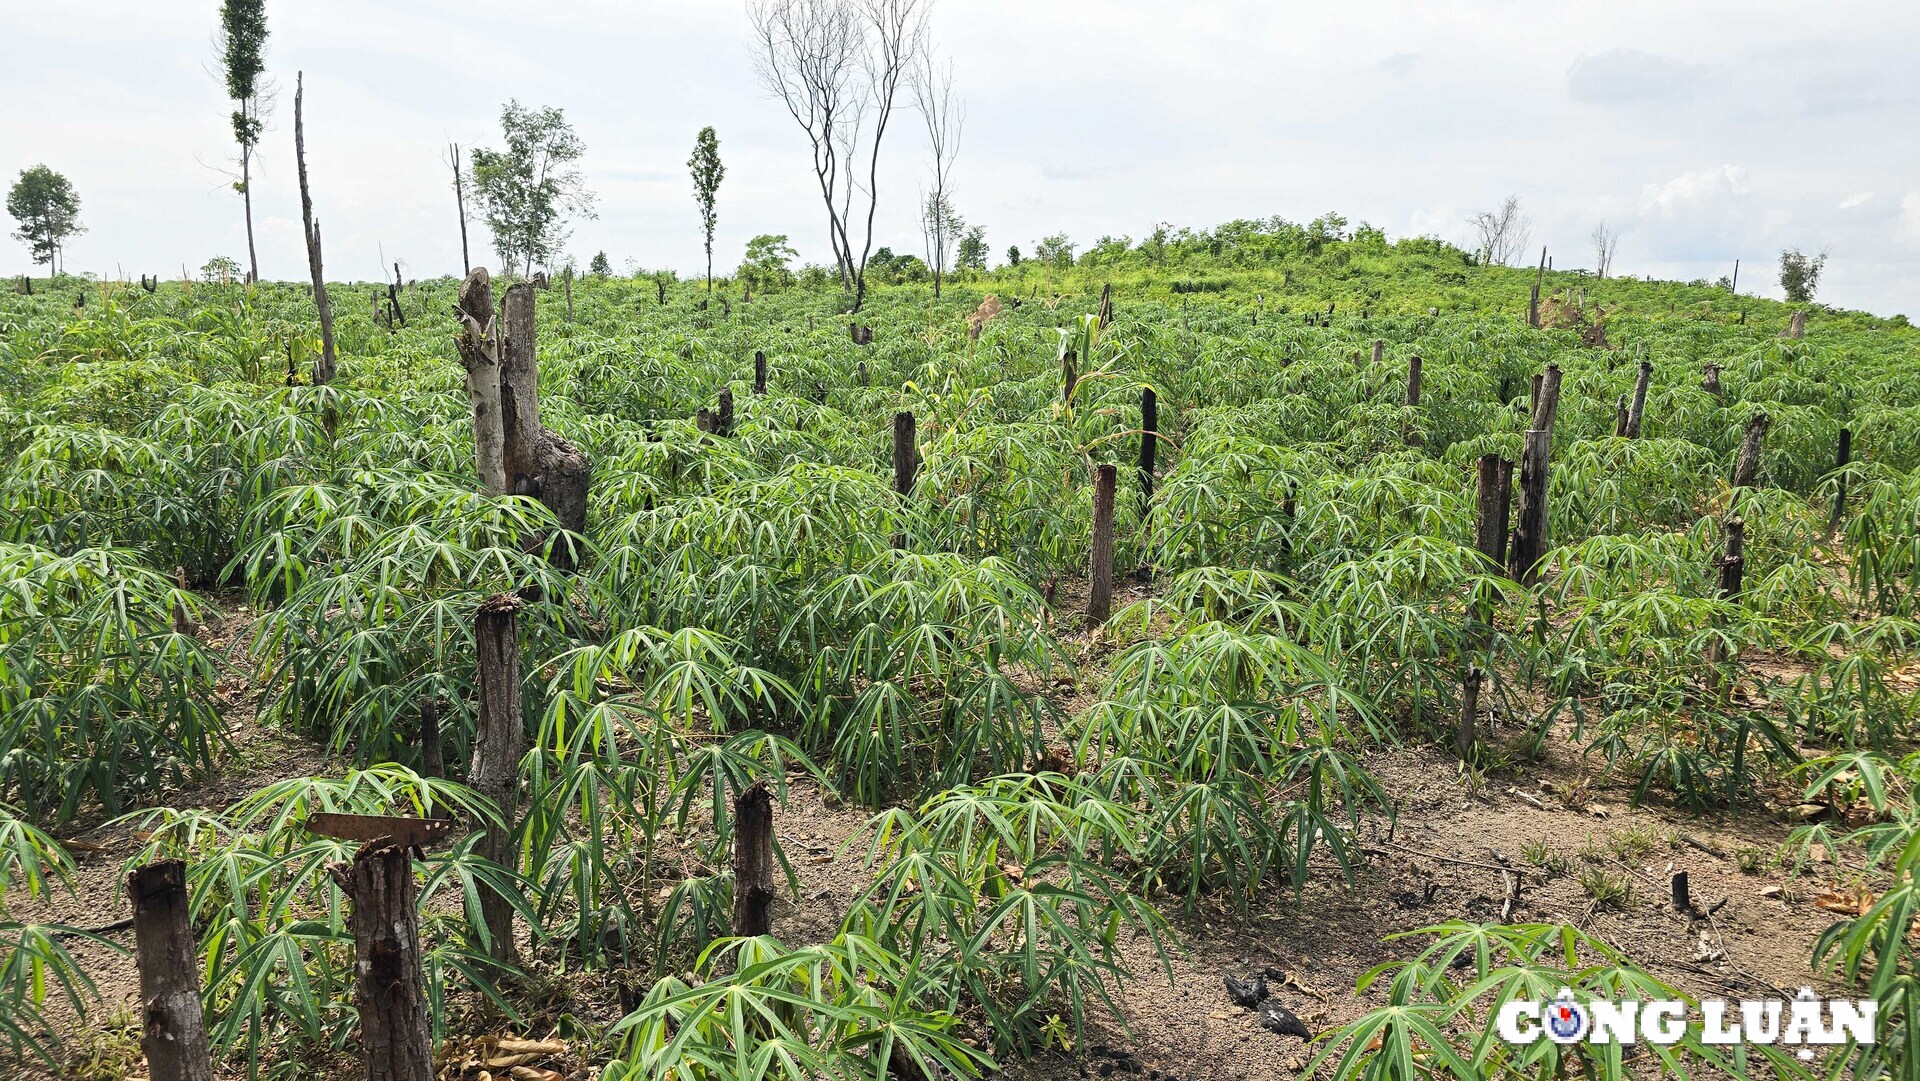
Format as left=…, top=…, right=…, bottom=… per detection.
left=1371, top=339, right=1385, bottom=366
left=470, top=594, right=522, bottom=964
left=1474, top=455, right=1513, bottom=569
left=731, top=779, right=775, bottom=937
left=1097, top=282, right=1113, bottom=329
left=1614, top=395, right=1630, bottom=437
left=1138, top=388, right=1158, bottom=513
left=695, top=408, right=717, bottom=434
left=716, top=387, right=735, bottom=437
left=1456, top=666, right=1483, bottom=759
left=1731, top=413, right=1769, bottom=489
left=1718, top=517, right=1746, bottom=601
left=1527, top=247, right=1546, bottom=328
left=1829, top=427, right=1852, bottom=535
left=1672, top=871, right=1692, bottom=914
left=333, top=844, right=433, bottom=1081
left=1405, top=355, right=1423, bottom=408
left=1061, top=350, right=1078, bottom=404
left=1624, top=359, right=1652, bottom=438
left=128, top=861, right=214, bottom=1081
left=1702, top=362, right=1723, bottom=398
left=892, top=411, right=916, bottom=549
left=1087, top=464, right=1118, bottom=626
left=419, top=697, right=442, bottom=779
left=1508, top=365, right=1560, bottom=584
left=294, top=73, right=336, bottom=386
left=857, top=361, right=868, bottom=386
left=753, top=350, right=767, bottom=396
left=657, top=277, right=666, bottom=306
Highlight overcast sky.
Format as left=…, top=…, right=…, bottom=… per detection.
left=5, top=1, right=1917, bottom=316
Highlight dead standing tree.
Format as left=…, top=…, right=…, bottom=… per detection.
left=294, top=72, right=336, bottom=385
left=1508, top=365, right=1561, bottom=584
left=447, top=142, right=471, bottom=275
left=751, top=0, right=930, bottom=313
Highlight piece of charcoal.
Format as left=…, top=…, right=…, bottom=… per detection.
left=1224, top=972, right=1268, bottom=1008
left=1258, top=997, right=1311, bottom=1039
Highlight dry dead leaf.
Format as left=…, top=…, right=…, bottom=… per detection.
left=509, top=1069, right=563, bottom=1081
left=1814, top=887, right=1874, bottom=916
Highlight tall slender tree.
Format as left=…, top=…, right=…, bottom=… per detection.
left=218, top=0, right=270, bottom=284
left=6, top=166, right=83, bottom=277
left=913, top=52, right=962, bottom=298
left=469, top=101, right=595, bottom=280
left=446, top=143, right=471, bottom=275
left=688, top=127, right=725, bottom=295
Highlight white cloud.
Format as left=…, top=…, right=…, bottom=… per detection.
left=1638, top=166, right=1749, bottom=217
left=1839, top=192, right=1874, bottom=209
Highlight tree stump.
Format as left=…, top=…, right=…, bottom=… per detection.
left=470, top=594, right=522, bottom=965
left=731, top=780, right=776, bottom=937
left=1624, top=359, right=1652, bottom=438
left=128, top=861, right=214, bottom=1081
left=1732, top=413, right=1769, bottom=488
left=1087, top=464, right=1117, bottom=626
left=1138, top=387, right=1158, bottom=514
left=332, top=844, right=433, bottom=1081
left=500, top=282, right=592, bottom=564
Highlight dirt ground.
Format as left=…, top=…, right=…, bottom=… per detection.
left=15, top=587, right=1864, bottom=1080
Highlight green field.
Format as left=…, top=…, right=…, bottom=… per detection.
left=2, top=233, right=1917, bottom=1078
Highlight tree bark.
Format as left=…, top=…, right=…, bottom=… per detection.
left=1624, top=359, right=1652, bottom=438
left=1717, top=517, right=1746, bottom=601
left=1087, top=464, right=1117, bottom=626
left=1061, top=349, right=1077, bottom=405
left=716, top=388, right=735, bottom=438
left=1702, top=362, right=1723, bottom=398
left=241, top=138, right=259, bottom=285
left=500, top=282, right=592, bottom=564
left=1781, top=311, right=1806, bottom=340
left=731, top=780, right=775, bottom=938
left=470, top=594, right=522, bottom=965
left=294, top=73, right=336, bottom=386
left=753, top=350, right=767, bottom=396
left=454, top=269, right=509, bottom=495
left=333, top=844, right=433, bottom=1081
left=1405, top=355, right=1423, bottom=408
left=1732, top=413, right=1769, bottom=489
left=128, top=861, right=213, bottom=1081
left=1097, top=282, right=1113, bottom=330
left=1372, top=339, right=1385, bottom=365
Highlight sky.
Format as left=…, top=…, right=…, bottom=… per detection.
left=3, top=1, right=1918, bottom=317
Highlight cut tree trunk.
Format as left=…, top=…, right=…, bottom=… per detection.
left=1732, top=413, right=1769, bottom=488
left=1624, top=359, right=1652, bottom=438
left=128, top=860, right=214, bottom=1081
left=731, top=780, right=775, bottom=937
left=1087, top=464, right=1117, bottom=626
left=1508, top=365, right=1561, bottom=585
left=1702, top=362, right=1723, bottom=398
left=1062, top=349, right=1078, bottom=404
left=500, top=282, right=592, bottom=565
left=1718, top=517, right=1746, bottom=601
left=453, top=269, right=508, bottom=495
left=753, top=350, right=767, bottom=396
left=1474, top=454, right=1512, bottom=569
left=1781, top=311, right=1806, bottom=340
left=892, top=411, right=916, bottom=550
left=470, top=594, right=522, bottom=965
left=294, top=73, right=336, bottom=386
left=1829, top=427, right=1852, bottom=535
left=331, top=844, right=433, bottom=1081
left=1097, top=282, right=1113, bottom=329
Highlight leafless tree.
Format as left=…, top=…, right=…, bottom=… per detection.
left=914, top=51, right=962, bottom=297
left=1590, top=220, right=1619, bottom=279
left=751, top=0, right=929, bottom=312
left=1470, top=195, right=1531, bottom=266
left=445, top=143, right=471, bottom=276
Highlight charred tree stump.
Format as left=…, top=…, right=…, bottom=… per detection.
left=500, top=282, right=592, bottom=564
left=1624, top=358, right=1652, bottom=438
left=1372, top=339, right=1385, bottom=365
left=1702, top=362, right=1723, bottom=398
left=657, top=278, right=667, bottom=306
left=892, top=411, right=916, bottom=549
left=332, top=844, right=433, bottom=1081
left=1405, top=355, right=1423, bottom=408
left=386, top=263, right=406, bottom=328
left=1614, top=395, right=1630, bottom=437
left=1829, top=427, right=1852, bottom=535
left=695, top=408, right=717, bottom=435
left=470, top=594, right=522, bottom=965
left=1526, top=247, right=1546, bottom=328
left=1507, top=365, right=1560, bottom=584
left=1061, top=349, right=1078, bottom=405
left=731, top=780, right=776, bottom=937
left=128, top=861, right=214, bottom=1081
left=1672, top=871, right=1692, bottom=915
left=1731, top=413, right=1769, bottom=489
left=753, top=350, right=767, bottom=396
left=1456, top=666, right=1483, bottom=759
left=1718, top=517, right=1746, bottom=602
left=295, top=73, right=337, bottom=386
left=1781, top=311, right=1806, bottom=340
left=857, top=361, right=868, bottom=386
left=1474, top=454, right=1513, bottom=570
left=1087, top=464, right=1118, bottom=626
left=1097, top=282, right=1113, bottom=329
left=1139, top=387, right=1158, bottom=514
